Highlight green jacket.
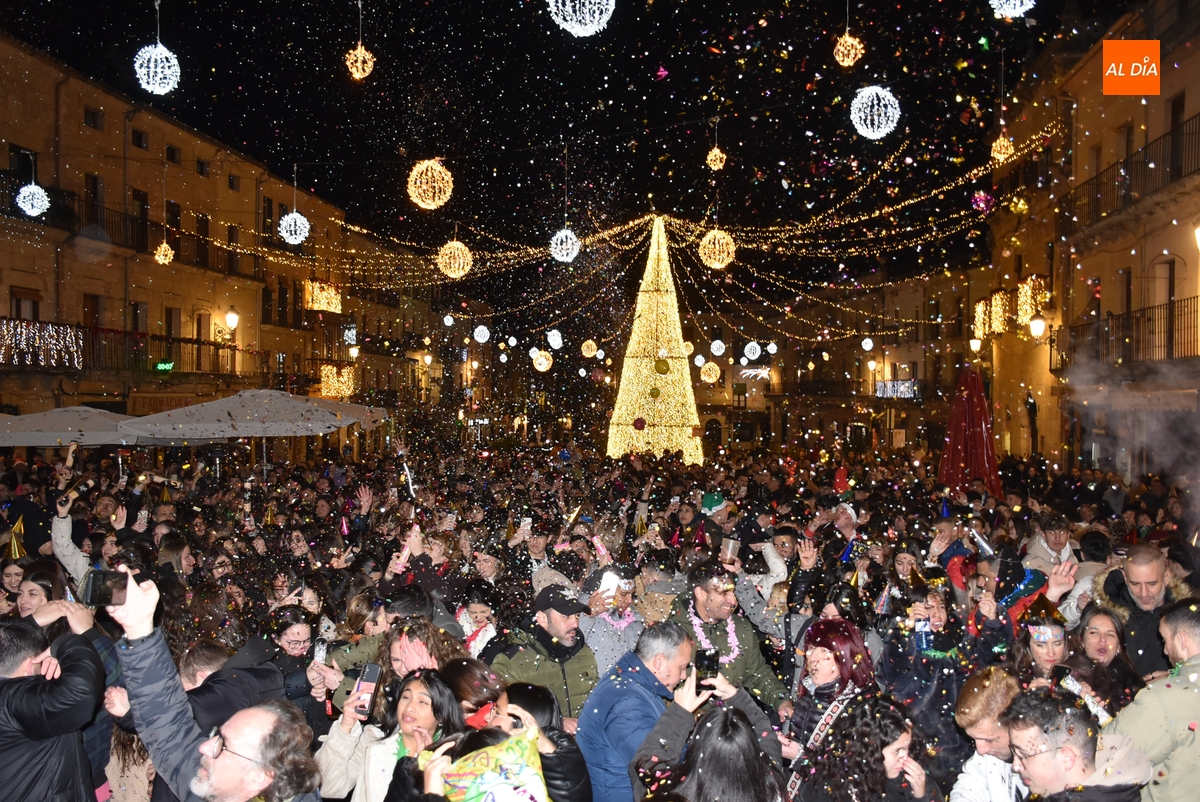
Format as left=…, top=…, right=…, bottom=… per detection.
left=326, top=634, right=385, bottom=711
left=668, top=600, right=788, bottom=710
left=1106, top=652, right=1200, bottom=802
left=491, top=627, right=598, bottom=719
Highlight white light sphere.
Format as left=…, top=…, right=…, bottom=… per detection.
left=547, top=329, right=564, bottom=350
left=528, top=346, right=541, bottom=359
left=16, top=184, right=50, bottom=217
left=547, top=0, right=615, bottom=37
left=740, top=357, right=748, bottom=366
left=595, top=348, right=605, bottom=360
left=443, top=314, right=454, bottom=326
left=550, top=228, right=581, bottom=263
left=507, top=336, right=518, bottom=347
left=861, top=336, right=874, bottom=352
left=278, top=211, right=311, bottom=245
left=694, top=354, right=706, bottom=367
left=850, top=86, right=901, bottom=140
left=473, top=325, right=491, bottom=343
left=134, top=42, right=181, bottom=95
left=766, top=342, right=778, bottom=355
left=578, top=368, right=587, bottom=377
left=989, top=0, right=1036, bottom=18
left=744, top=341, right=762, bottom=360
left=499, top=353, right=509, bottom=363
left=710, top=339, right=726, bottom=356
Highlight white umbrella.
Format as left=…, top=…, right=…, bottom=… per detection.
left=306, top=397, right=388, bottom=430
left=117, top=389, right=357, bottom=441
left=0, top=406, right=136, bottom=447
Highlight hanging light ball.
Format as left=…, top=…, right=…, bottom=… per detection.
left=972, top=191, right=997, bottom=214
left=550, top=228, right=581, bottom=263
left=473, top=325, right=491, bottom=343
left=547, top=0, right=616, bottom=37
left=346, top=43, right=376, bottom=80
left=444, top=314, right=455, bottom=326
left=278, top=211, right=311, bottom=245
left=528, top=346, right=541, bottom=359
left=154, top=241, right=174, bottom=265
left=766, top=342, right=779, bottom=355
left=15, top=184, right=50, bottom=217
left=591, top=368, right=605, bottom=381
left=579, top=368, right=588, bottom=377
left=744, top=341, right=763, bottom=360
left=507, top=336, right=518, bottom=347
left=654, top=358, right=671, bottom=375
left=436, top=240, right=473, bottom=279
left=833, top=32, right=866, bottom=67
left=499, top=352, right=509, bottom=363
left=698, top=228, right=736, bottom=270
left=407, top=159, right=454, bottom=210
left=700, top=362, right=722, bottom=384
left=595, top=348, right=605, bottom=360
left=694, top=354, right=706, bottom=367
left=533, top=350, right=554, bottom=372
left=710, top=339, right=726, bottom=356
left=850, top=86, right=901, bottom=140
left=547, top=329, right=564, bottom=350
left=706, top=146, right=727, bottom=170
left=991, top=135, right=1015, bottom=164
left=134, top=42, right=181, bottom=95
left=683, top=341, right=694, bottom=355
left=861, top=336, right=874, bottom=352
left=581, top=339, right=598, bottom=358
left=989, top=0, right=1036, bottom=18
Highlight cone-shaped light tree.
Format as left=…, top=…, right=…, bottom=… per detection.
left=606, top=217, right=705, bottom=463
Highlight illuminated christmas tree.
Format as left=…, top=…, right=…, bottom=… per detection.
left=606, top=216, right=705, bottom=464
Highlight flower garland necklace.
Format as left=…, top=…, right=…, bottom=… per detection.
left=687, top=602, right=740, bottom=664
left=600, top=607, right=638, bottom=630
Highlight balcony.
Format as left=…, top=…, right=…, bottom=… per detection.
left=1049, top=295, right=1200, bottom=371
left=1059, top=111, right=1200, bottom=238
left=796, top=380, right=866, bottom=398
left=875, top=379, right=925, bottom=400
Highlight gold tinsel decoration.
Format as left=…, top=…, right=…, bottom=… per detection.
left=581, top=339, right=598, bottom=358
left=533, top=350, right=553, bottom=372
left=833, top=32, right=866, bottom=67
left=991, top=135, right=1015, bottom=164
left=706, top=146, right=727, bottom=170
left=320, top=364, right=357, bottom=399
left=436, top=240, right=473, bottom=279
left=346, top=43, right=375, bottom=80
left=700, top=361, right=722, bottom=384
left=683, top=341, right=694, bottom=355
left=698, top=228, right=736, bottom=270
left=154, top=241, right=174, bottom=265
left=407, top=158, right=454, bottom=210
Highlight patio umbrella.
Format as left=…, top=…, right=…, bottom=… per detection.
left=117, top=389, right=357, bottom=441
left=0, top=406, right=136, bottom=447
left=937, top=367, right=1003, bottom=497
left=306, top=397, right=388, bottom=430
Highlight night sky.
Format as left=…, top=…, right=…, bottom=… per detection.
left=2, top=0, right=1128, bottom=338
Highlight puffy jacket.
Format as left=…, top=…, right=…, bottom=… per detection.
left=1106, top=652, right=1200, bottom=802
left=1092, top=568, right=1189, bottom=677
left=949, top=753, right=1027, bottom=802
left=576, top=650, right=673, bottom=802
left=540, top=725, right=592, bottom=802
left=0, top=632, right=105, bottom=802
left=316, top=719, right=408, bottom=802
left=491, top=625, right=598, bottom=719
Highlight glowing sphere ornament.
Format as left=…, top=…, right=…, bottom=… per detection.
left=533, top=350, right=554, bottom=372
left=861, top=337, right=874, bottom=352
left=972, top=191, right=997, bottom=214
left=550, top=228, right=581, bottom=263
left=766, top=342, right=778, bottom=355
left=437, top=240, right=473, bottom=279
left=654, top=358, right=670, bottom=375
left=833, top=32, right=865, bottom=67
left=15, top=184, right=50, bottom=217
left=499, top=353, right=509, bottom=363
left=278, top=211, right=311, bottom=245
left=710, top=339, right=726, bottom=356
left=744, top=341, right=762, bottom=360
left=581, top=339, right=598, bottom=358
left=407, top=159, right=453, bottom=210
left=694, top=355, right=706, bottom=367
left=547, top=0, right=615, bottom=37
left=346, top=43, right=375, bottom=80
left=507, top=336, right=518, bottom=347
left=473, top=325, right=491, bottom=344
left=989, top=0, right=1036, bottom=18
left=850, top=86, right=900, bottom=140
left=684, top=341, right=694, bottom=355
left=134, top=42, right=180, bottom=95
left=706, top=146, right=726, bottom=170
left=991, top=135, right=1015, bottom=164
left=528, top=346, right=540, bottom=358
left=444, top=314, right=455, bottom=326
left=595, top=348, right=605, bottom=360
left=154, top=241, right=174, bottom=265
left=698, top=228, right=736, bottom=269
left=649, top=387, right=661, bottom=399
left=700, top=362, right=722, bottom=383
left=547, top=330, right=564, bottom=350
left=579, top=368, right=587, bottom=377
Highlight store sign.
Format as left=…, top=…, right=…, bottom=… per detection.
left=1103, top=40, right=1159, bottom=95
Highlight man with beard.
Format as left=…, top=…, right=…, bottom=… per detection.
left=492, top=584, right=598, bottom=733
left=1093, top=543, right=1189, bottom=679
left=951, top=667, right=1028, bottom=802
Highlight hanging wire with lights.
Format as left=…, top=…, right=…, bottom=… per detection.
left=134, top=0, right=180, bottom=95
left=833, top=0, right=866, bottom=67
left=154, top=160, right=174, bottom=265
left=991, top=49, right=1016, bottom=163
left=345, top=0, right=376, bottom=80
left=550, top=143, right=581, bottom=263
left=14, top=150, right=50, bottom=217
left=706, top=117, right=726, bottom=170
left=278, top=165, right=311, bottom=245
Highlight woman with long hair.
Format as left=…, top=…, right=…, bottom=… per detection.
left=504, top=682, right=592, bottom=802
left=1010, top=598, right=1070, bottom=687
left=786, top=618, right=877, bottom=763
left=1064, top=605, right=1144, bottom=715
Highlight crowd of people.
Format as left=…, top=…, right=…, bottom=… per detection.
left=1, top=430, right=1198, bottom=802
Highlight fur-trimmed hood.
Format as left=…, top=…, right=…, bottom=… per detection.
left=1090, top=566, right=1190, bottom=623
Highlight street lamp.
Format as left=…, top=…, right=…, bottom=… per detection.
left=1029, top=313, right=1047, bottom=340
left=867, top=358, right=877, bottom=372
left=969, top=338, right=982, bottom=353
left=423, top=354, right=433, bottom=365
left=224, top=306, right=239, bottom=330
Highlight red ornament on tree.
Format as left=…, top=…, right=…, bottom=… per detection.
left=633, top=417, right=647, bottom=431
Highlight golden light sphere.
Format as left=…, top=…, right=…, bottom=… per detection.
left=533, top=350, right=553, bottom=372
left=684, top=341, right=694, bottom=355
left=991, top=136, right=1015, bottom=164
left=154, top=241, right=174, bottom=265
left=581, top=339, right=598, bottom=358
left=654, top=358, right=671, bottom=375
left=706, top=146, right=727, bottom=170
left=346, top=43, right=375, bottom=80
left=700, top=362, right=721, bottom=383
left=833, top=32, right=865, bottom=67
left=407, top=159, right=454, bottom=210
left=698, top=228, right=736, bottom=270
left=436, top=240, right=473, bottom=279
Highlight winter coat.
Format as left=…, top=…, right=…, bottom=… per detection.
left=115, top=627, right=321, bottom=802
left=540, top=725, right=592, bottom=802
left=1039, top=733, right=1152, bottom=802
left=316, top=720, right=408, bottom=802
left=1091, top=567, right=1190, bottom=677
left=578, top=608, right=644, bottom=677
left=576, top=650, right=674, bottom=802
left=667, top=597, right=789, bottom=710
left=1022, top=535, right=1079, bottom=575
left=0, top=632, right=105, bottom=802
left=491, top=624, right=598, bottom=719
left=949, top=753, right=1027, bottom=802
left=1106, top=652, right=1200, bottom=802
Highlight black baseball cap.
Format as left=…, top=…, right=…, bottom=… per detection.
left=534, top=584, right=589, bottom=616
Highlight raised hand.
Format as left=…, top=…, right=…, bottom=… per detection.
left=798, top=539, right=819, bottom=570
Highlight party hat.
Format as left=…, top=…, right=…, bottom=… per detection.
left=908, top=567, right=931, bottom=597
left=160, top=485, right=172, bottom=503
left=6, top=518, right=25, bottom=561
left=1020, top=592, right=1067, bottom=626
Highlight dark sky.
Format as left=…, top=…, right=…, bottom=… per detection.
left=2, top=0, right=1123, bottom=334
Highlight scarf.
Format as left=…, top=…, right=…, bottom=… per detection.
left=534, top=623, right=585, bottom=663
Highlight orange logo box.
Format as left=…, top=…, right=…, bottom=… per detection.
left=1103, top=40, right=1160, bottom=95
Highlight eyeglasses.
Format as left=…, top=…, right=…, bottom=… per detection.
left=281, top=638, right=312, bottom=649
left=208, top=727, right=259, bottom=763
left=1012, top=744, right=1059, bottom=762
